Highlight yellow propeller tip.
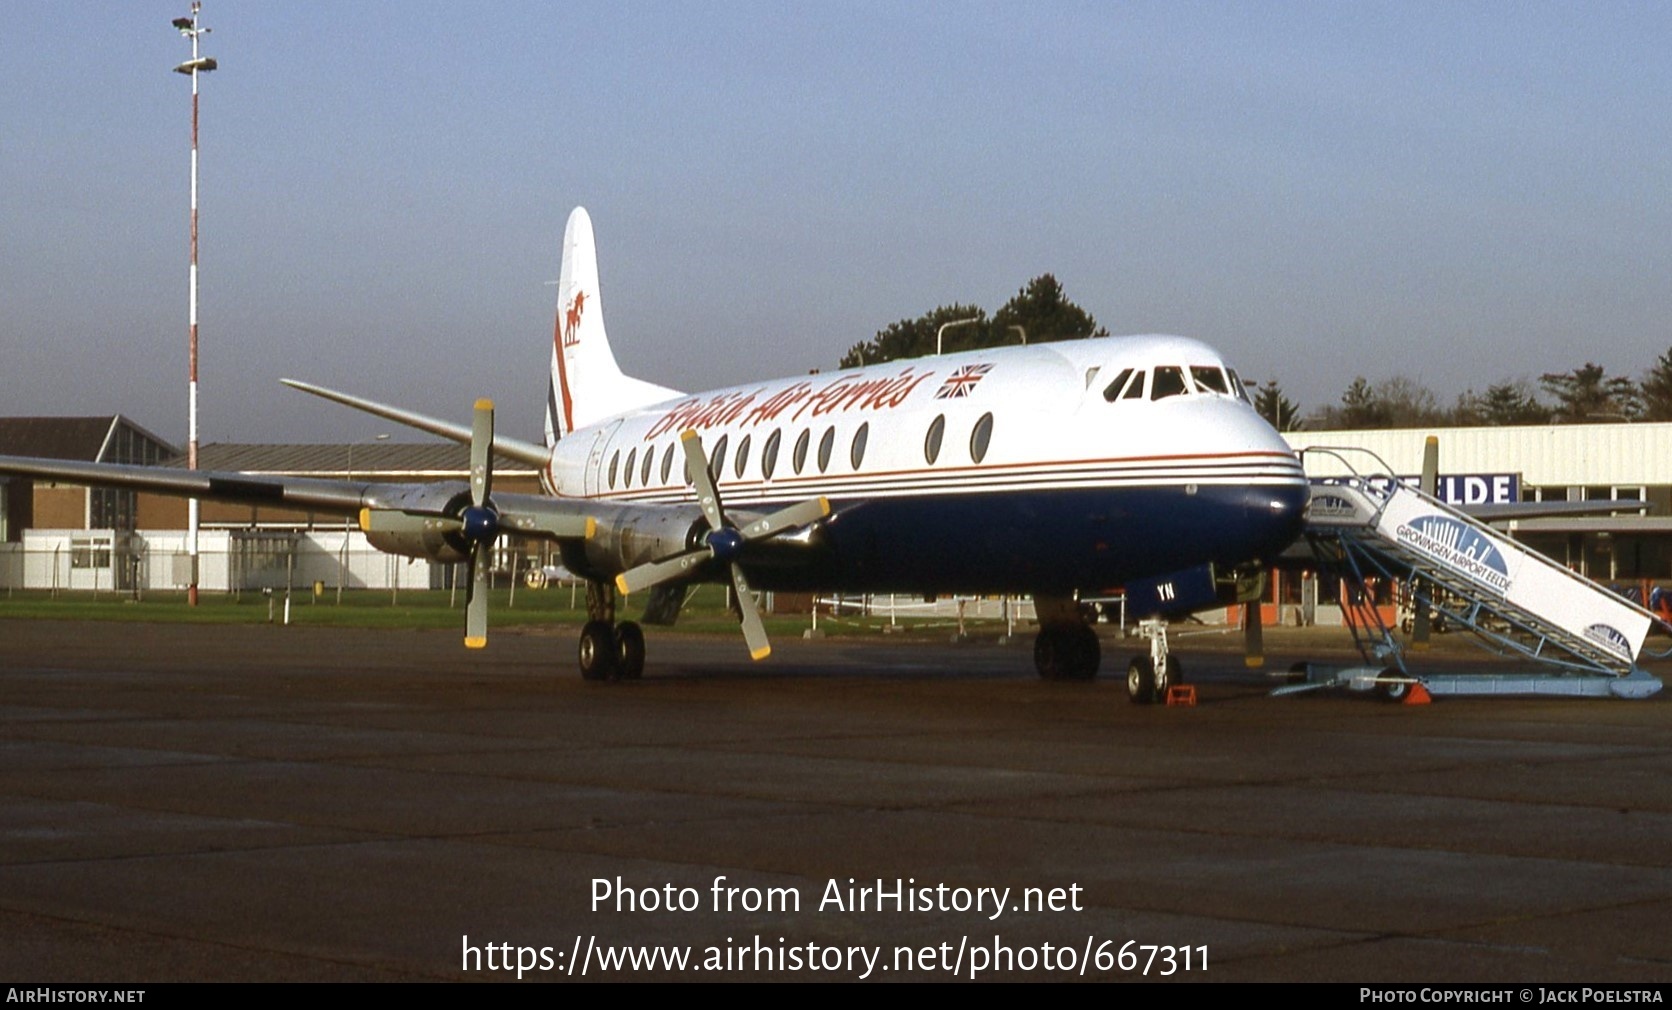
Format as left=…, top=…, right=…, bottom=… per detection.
left=474, top=397, right=494, bottom=411
left=750, top=645, right=771, bottom=661
left=1243, top=656, right=1264, bottom=669
left=465, top=636, right=487, bottom=650
left=357, top=508, right=372, bottom=532
left=613, top=575, right=630, bottom=594
left=584, top=516, right=597, bottom=539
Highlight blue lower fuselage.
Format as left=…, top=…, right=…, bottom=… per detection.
left=738, top=480, right=1310, bottom=594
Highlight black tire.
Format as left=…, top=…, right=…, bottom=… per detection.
left=1034, top=628, right=1065, bottom=680
left=578, top=620, right=618, bottom=681
left=615, top=621, right=645, bottom=680
left=1035, top=626, right=1100, bottom=681
left=1127, top=655, right=1157, bottom=704
left=1068, top=624, right=1101, bottom=681
left=1377, top=667, right=1411, bottom=703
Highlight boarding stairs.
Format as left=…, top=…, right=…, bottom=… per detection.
left=1290, top=448, right=1664, bottom=699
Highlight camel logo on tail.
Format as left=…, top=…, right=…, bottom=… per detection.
left=562, top=290, right=587, bottom=348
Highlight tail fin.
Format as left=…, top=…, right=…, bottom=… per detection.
left=545, top=207, right=681, bottom=444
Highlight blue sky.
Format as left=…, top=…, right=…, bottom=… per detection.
left=3, top=2, right=1670, bottom=443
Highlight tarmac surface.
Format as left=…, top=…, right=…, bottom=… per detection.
left=3, top=617, right=1671, bottom=982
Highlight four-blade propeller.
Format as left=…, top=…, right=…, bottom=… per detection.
left=616, top=429, right=830, bottom=660
left=356, top=399, right=509, bottom=649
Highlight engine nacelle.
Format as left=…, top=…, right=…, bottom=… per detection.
left=567, top=504, right=769, bottom=581
left=361, top=484, right=473, bottom=563
left=364, top=527, right=471, bottom=564
left=579, top=507, right=707, bottom=578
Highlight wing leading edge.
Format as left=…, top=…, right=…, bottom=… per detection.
left=0, top=452, right=597, bottom=538
left=0, top=453, right=373, bottom=513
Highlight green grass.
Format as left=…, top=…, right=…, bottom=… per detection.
left=0, top=584, right=989, bottom=639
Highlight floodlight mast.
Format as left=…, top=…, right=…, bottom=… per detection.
left=174, top=3, right=214, bottom=606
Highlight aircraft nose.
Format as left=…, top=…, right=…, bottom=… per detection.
left=1240, top=479, right=1309, bottom=560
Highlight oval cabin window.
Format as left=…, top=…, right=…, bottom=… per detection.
left=817, top=427, right=836, bottom=473
left=711, top=435, right=729, bottom=480
left=970, top=412, right=994, bottom=464
left=793, top=430, right=810, bottom=474
left=735, top=435, right=751, bottom=479
left=924, top=414, right=945, bottom=464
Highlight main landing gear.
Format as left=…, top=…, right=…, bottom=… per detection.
left=577, top=581, right=644, bottom=682
left=1033, top=623, right=1101, bottom=681
left=1031, top=594, right=1101, bottom=681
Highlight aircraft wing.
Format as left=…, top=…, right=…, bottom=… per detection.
left=0, top=453, right=371, bottom=512
left=0, top=454, right=594, bottom=539
left=0, top=380, right=601, bottom=539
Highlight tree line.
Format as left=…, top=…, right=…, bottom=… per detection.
left=839, top=275, right=1106, bottom=368
left=1260, top=352, right=1672, bottom=431
left=836, top=275, right=1672, bottom=432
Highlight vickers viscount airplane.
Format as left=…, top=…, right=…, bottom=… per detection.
left=0, top=208, right=1309, bottom=701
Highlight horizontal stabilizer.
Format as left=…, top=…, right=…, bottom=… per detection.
left=282, top=379, right=550, bottom=469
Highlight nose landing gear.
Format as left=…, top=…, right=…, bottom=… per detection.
left=1125, top=618, right=1183, bottom=704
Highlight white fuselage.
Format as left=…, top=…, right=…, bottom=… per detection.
left=544, top=335, right=1309, bottom=595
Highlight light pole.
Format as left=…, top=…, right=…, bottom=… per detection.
left=173, top=4, right=216, bottom=605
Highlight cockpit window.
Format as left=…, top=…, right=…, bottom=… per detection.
left=1121, top=370, right=1147, bottom=400
left=1191, top=366, right=1230, bottom=395
left=1227, top=369, right=1252, bottom=404
left=1150, top=366, right=1188, bottom=400
left=1101, top=368, right=1134, bottom=402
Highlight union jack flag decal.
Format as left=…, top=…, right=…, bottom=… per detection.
left=935, top=363, right=993, bottom=399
